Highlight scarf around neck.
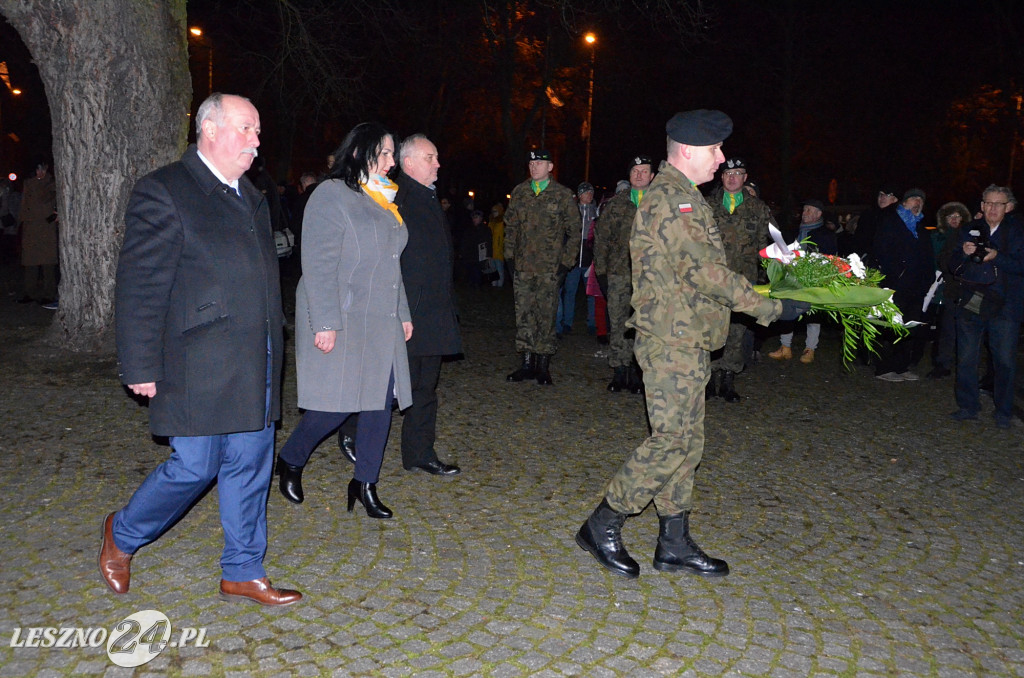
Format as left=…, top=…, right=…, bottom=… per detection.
left=360, top=173, right=403, bottom=224
left=897, top=204, right=922, bottom=238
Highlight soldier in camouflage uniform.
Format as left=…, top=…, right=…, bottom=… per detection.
left=575, top=110, right=808, bottom=579
left=503, top=149, right=581, bottom=385
left=594, top=155, right=654, bottom=393
left=707, top=157, right=773, bottom=403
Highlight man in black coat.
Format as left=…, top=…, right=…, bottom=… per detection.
left=339, top=133, right=462, bottom=475
left=100, top=93, right=301, bottom=606
left=872, top=188, right=935, bottom=381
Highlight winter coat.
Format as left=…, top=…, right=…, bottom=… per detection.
left=18, top=173, right=57, bottom=266
left=115, top=145, right=284, bottom=437
left=294, top=179, right=413, bottom=413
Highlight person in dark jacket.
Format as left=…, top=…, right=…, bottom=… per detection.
left=101, top=93, right=300, bottom=606
left=337, top=134, right=462, bottom=476
left=948, top=185, right=1024, bottom=428
left=927, top=201, right=971, bottom=378
left=872, top=188, right=935, bottom=381
left=851, top=185, right=899, bottom=263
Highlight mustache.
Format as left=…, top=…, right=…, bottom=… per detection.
left=243, top=147, right=259, bottom=157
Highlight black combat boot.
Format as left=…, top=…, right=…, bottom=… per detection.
left=628, top=361, right=644, bottom=395
left=607, top=366, right=629, bottom=392
left=535, top=354, right=553, bottom=385
left=575, top=499, right=640, bottom=578
left=506, top=352, right=535, bottom=382
left=652, top=512, right=729, bottom=577
left=719, top=370, right=741, bottom=403
left=705, top=369, right=722, bottom=400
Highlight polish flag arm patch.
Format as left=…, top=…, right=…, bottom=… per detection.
left=678, top=203, right=693, bottom=213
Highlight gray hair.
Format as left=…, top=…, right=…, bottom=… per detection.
left=398, top=133, right=431, bottom=166
left=195, top=92, right=252, bottom=132
left=982, top=184, right=1016, bottom=206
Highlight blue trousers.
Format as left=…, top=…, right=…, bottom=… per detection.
left=955, top=312, right=1019, bottom=422
left=557, top=266, right=584, bottom=330
left=279, top=372, right=395, bottom=484
left=113, top=346, right=274, bottom=582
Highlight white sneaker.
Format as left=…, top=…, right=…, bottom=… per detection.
left=876, top=372, right=905, bottom=382
left=899, top=371, right=920, bottom=381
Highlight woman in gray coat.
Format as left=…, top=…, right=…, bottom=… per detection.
left=277, top=123, right=413, bottom=518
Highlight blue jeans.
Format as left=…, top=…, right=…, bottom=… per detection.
left=557, top=266, right=584, bottom=331
left=955, top=312, right=1020, bottom=421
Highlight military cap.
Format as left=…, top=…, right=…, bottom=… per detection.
left=803, top=198, right=825, bottom=211
left=902, top=187, right=926, bottom=202
left=528, top=149, right=552, bottom=161
left=665, top=109, right=732, bottom=145
left=577, top=182, right=595, bottom=196
left=723, top=157, right=746, bottom=171
left=630, top=155, right=653, bottom=168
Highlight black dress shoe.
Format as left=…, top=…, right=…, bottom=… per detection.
left=408, top=459, right=461, bottom=476
left=276, top=458, right=304, bottom=504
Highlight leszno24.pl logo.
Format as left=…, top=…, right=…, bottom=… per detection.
left=9, top=609, right=209, bottom=668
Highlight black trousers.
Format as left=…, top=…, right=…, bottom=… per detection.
left=341, top=354, right=444, bottom=469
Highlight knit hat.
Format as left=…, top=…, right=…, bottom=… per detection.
left=902, top=188, right=926, bottom=202
left=577, top=182, right=595, bottom=196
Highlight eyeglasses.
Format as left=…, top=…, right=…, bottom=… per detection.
left=723, top=170, right=746, bottom=177
left=982, top=201, right=1009, bottom=207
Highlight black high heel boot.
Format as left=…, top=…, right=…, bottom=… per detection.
left=346, top=479, right=393, bottom=519
left=277, top=458, right=304, bottom=504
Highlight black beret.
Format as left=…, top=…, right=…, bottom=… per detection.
left=529, top=149, right=552, bottom=161
left=666, top=109, right=732, bottom=145
left=723, top=157, right=746, bottom=171
left=630, top=155, right=653, bottom=168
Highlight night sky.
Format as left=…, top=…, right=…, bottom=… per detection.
left=1, top=0, right=1022, bottom=218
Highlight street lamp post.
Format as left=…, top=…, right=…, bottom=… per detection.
left=583, top=32, right=597, bottom=183
left=189, top=27, right=213, bottom=97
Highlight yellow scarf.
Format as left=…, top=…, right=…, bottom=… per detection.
left=360, top=173, right=403, bottom=224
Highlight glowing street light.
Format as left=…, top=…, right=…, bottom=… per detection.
left=188, top=26, right=213, bottom=96
left=583, top=32, right=597, bottom=182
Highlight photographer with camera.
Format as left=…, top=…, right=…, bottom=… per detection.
left=949, top=185, right=1024, bottom=428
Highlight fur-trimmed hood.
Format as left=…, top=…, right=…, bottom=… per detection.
left=936, top=201, right=971, bottom=230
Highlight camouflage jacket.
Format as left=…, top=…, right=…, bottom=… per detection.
left=503, top=179, right=580, bottom=273
left=627, top=161, right=781, bottom=350
left=708, top=185, right=772, bottom=283
left=593, top=189, right=636, bottom=277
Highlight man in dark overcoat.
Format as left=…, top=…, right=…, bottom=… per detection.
left=339, top=133, right=462, bottom=475
left=99, top=93, right=301, bottom=606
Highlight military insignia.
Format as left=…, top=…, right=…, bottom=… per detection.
left=678, top=204, right=693, bottom=213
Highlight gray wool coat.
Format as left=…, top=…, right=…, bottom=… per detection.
left=295, top=179, right=413, bottom=412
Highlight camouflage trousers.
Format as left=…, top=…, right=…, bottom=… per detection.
left=513, top=271, right=560, bottom=355
left=606, top=274, right=634, bottom=368
left=710, top=315, right=752, bottom=374
left=605, top=336, right=708, bottom=515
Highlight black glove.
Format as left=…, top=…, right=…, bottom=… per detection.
left=597, top=274, right=608, bottom=299
left=778, top=299, right=812, bottom=321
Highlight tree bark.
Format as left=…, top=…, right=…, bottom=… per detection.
left=0, top=0, right=190, bottom=352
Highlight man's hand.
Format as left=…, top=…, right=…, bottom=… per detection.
left=315, top=330, right=336, bottom=354
left=403, top=322, right=414, bottom=341
left=778, top=299, right=812, bottom=321
left=128, top=382, right=156, bottom=398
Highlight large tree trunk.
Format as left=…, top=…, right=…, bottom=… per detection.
left=0, top=0, right=190, bottom=352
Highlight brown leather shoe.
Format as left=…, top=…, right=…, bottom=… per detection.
left=99, top=512, right=132, bottom=594
left=219, top=577, right=302, bottom=606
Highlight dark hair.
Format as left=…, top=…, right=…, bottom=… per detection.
left=327, top=122, right=393, bottom=191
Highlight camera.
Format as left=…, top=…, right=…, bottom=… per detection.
left=969, top=230, right=988, bottom=264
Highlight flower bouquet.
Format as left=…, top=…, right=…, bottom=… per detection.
left=753, top=225, right=908, bottom=364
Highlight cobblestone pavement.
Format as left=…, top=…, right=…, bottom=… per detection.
left=0, top=281, right=1022, bottom=677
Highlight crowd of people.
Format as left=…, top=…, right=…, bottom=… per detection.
left=85, top=91, right=1021, bottom=606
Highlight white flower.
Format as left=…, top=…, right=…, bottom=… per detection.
left=847, top=253, right=867, bottom=279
